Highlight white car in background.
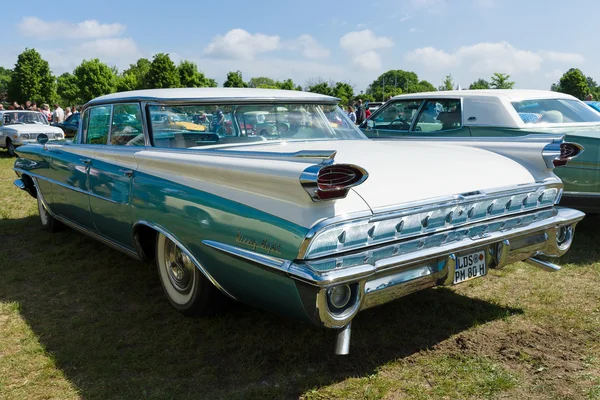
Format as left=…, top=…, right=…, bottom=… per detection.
left=0, top=110, right=64, bottom=156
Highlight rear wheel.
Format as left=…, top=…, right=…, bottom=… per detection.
left=37, top=195, right=63, bottom=232
left=6, top=139, right=16, bottom=157
left=156, top=233, right=223, bottom=316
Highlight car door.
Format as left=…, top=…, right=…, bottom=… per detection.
left=64, top=113, right=80, bottom=137
left=88, top=103, right=145, bottom=248
left=361, top=100, right=423, bottom=138
left=49, top=105, right=111, bottom=229
left=406, top=98, right=471, bottom=138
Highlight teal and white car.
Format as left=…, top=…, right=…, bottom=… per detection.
left=13, top=88, right=585, bottom=354
left=361, top=90, right=599, bottom=213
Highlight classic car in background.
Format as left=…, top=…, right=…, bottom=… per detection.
left=584, top=100, right=600, bottom=113
left=361, top=90, right=598, bottom=213
left=13, top=88, right=584, bottom=354
left=52, top=112, right=80, bottom=138
left=0, top=110, right=65, bottom=157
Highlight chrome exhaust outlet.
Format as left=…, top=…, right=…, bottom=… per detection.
left=524, top=257, right=561, bottom=272
left=335, top=322, right=352, bottom=355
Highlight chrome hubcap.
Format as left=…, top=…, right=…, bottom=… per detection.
left=164, top=239, right=194, bottom=294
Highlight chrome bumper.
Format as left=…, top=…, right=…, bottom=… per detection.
left=291, top=207, right=584, bottom=328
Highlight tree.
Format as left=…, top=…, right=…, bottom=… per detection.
left=438, top=74, right=454, bottom=91
left=555, top=68, right=588, bottom=99
left=56, top=73, right=81, bottom=105
left=73, top=59, right=116, bottom=102
left=416, top=80, right=436, bottom=92
left=146, top=53, right=180, bottom=89
left=119, top=58, right=151, bottom=91
left=178, top=61, right=213, bottom=87
left=205, top=78, right=218, bottom=88
left=469, top=78, right=490, bottom=90
left=0, top=67, right=11, bottom=101
left=307, top=80, right=334, bottom=96
left=116, top=72, right=139, bottom=92
left=8, top=48, right=56, bottom=104
left=332, top=82, right=354, bottom=106
left=223, top=70, right=247, bottom=88
left=248, top=76, right=277, bottom=88
left=490, top=72, right=515, bottom=89
left=277, top=78, right=301, bottom=91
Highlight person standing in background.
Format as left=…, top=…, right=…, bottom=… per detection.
left=52, top=104, right=65, bottom=123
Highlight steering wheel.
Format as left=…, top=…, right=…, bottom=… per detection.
left=389, top=118, right=410, bottom=130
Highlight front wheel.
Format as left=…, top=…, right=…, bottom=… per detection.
left=6, top=139, right=16, bottom=157
left=156, top=233, right=223, bottom=316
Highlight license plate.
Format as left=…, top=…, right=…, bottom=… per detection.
left=454, top=250, right=487, bottom=284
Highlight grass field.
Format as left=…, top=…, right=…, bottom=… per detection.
left=0, top=148, right=599, bottom=399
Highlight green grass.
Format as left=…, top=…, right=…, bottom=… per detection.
left=1, top=148, right=599, bottom=399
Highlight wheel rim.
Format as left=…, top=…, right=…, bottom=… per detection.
left=158, top=235, right=197, bottom=305
left=38, top=196, right=48, bottom=225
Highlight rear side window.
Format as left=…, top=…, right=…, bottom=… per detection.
left=110, top=104, right=144, bottom=146
left=413, top=99, right=462, bottom=132
left=83, top=106, right=111, bottom=144
left=512, top=99, right=600, bottom=124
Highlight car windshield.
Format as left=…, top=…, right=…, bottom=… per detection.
left=3, top=111, right=49, bottom=126
left=512, top=99, right=600, bottom=124
left=148, top=103, right=366, bottom=149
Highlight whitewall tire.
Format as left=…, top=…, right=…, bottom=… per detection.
left=37, top=195, right=62, bottom=232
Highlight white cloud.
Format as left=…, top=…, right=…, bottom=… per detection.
left=339, top=29, right=394, bottom=71
left=18, top=17, right=125, bottom=39
left=409, top=28, right=418, bottom=33
left=405, top=42, right=543, bottom=74
left=204, top=29, right=280, bottom=60
left=290, top=35, right=330, bottom=59
left=544, top=69, right=564, bottom=80
left=539, top=51, right=585, bottom=64
left=340, top=29, right=394, bottom=56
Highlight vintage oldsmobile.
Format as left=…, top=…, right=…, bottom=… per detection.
left=13, top=88, right=585, bottom=354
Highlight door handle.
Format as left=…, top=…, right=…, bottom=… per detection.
left=119, top=168, right=134, bottom=177
left=79, top=158, right=91, bottom=165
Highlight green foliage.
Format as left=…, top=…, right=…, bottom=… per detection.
left=8, top=48, right=56, bottom=104
left=223, top=70, right=247, bottom=88
left=438, top=74, right=454, bottom=91
left=118, top=58, right=151, bottom=91
left=490, top=72, right=515, bottom=89
left=553, top=68, right=588, bottom=99
left=73, top=59, right=117, bottom=103
left=56, top=73, right=81, bottom=105
left=469, top=78, right=490, bottom=90
left=307, top=81, right=334, bottom=96
left=248, top=77, right=277, bottom=88
left=205, top=78, right=218, bottom=87
left=116, top=73, right=138, bottom=92
left=146, top=53, right=180, bottom=89
left=366, top=70, right=435, bottom=101
left=178, top=61, right=212, bottom=88
left=0, top=67, right=11, bottom=100
left=355, top=93, right=375, bottom=103
left=278, top=78, right=301, bottom=91
left=332, top=82, right=354, bottom=106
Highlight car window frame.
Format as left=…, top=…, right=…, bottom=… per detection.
left=411, top=97, right=464, bottom=134
left=82, top=104, right=113, bottom=145
left=108, top=102, right=145, bottom=147
left=362, top=99, right=426, bottom=133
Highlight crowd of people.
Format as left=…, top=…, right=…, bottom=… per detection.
left=0, top=101, right=79, bottom=123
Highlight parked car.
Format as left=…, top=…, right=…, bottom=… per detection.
left=361, top=90, right=599, bottom=213
left=13, top=88, right=584, bottom=354
left=584, top=100, right=600, bottom=113
left=52, top=112, right=80, bottom=138
left=0, top=110, right=65, bottom=156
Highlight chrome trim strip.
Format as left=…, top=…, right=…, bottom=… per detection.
left=298, top=181, right=562, bottom=260
left=202, top=240, right=290, bottom=273
left=15, top=168, right=121, bottom=204
left=525, top=257, right=561, bottom=272
left=289, top=207, right=584, bottom=286
left=563, top=191, right=600, bottom=197
left=134, top=221, right=236, bottom=300
left=31, top=177, right=141, bottom=260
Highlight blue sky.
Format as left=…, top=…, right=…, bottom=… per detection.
left=2, top=0, right=599, bottom=92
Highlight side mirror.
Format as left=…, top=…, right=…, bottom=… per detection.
left=367, top=120, right=374, bottom=129
left=37, top=133, right=49, bottom=145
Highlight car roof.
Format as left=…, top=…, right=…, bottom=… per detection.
left=392, top=89, right=578, bottom=102
left=87, top=88, right=338, bottom=106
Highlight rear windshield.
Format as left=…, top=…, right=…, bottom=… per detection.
left=512, top=99, right=600, bottom=124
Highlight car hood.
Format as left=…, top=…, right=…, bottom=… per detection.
left=4, top=124, right=63, bottom=133
left=220, top=139, right=536, bottom=211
